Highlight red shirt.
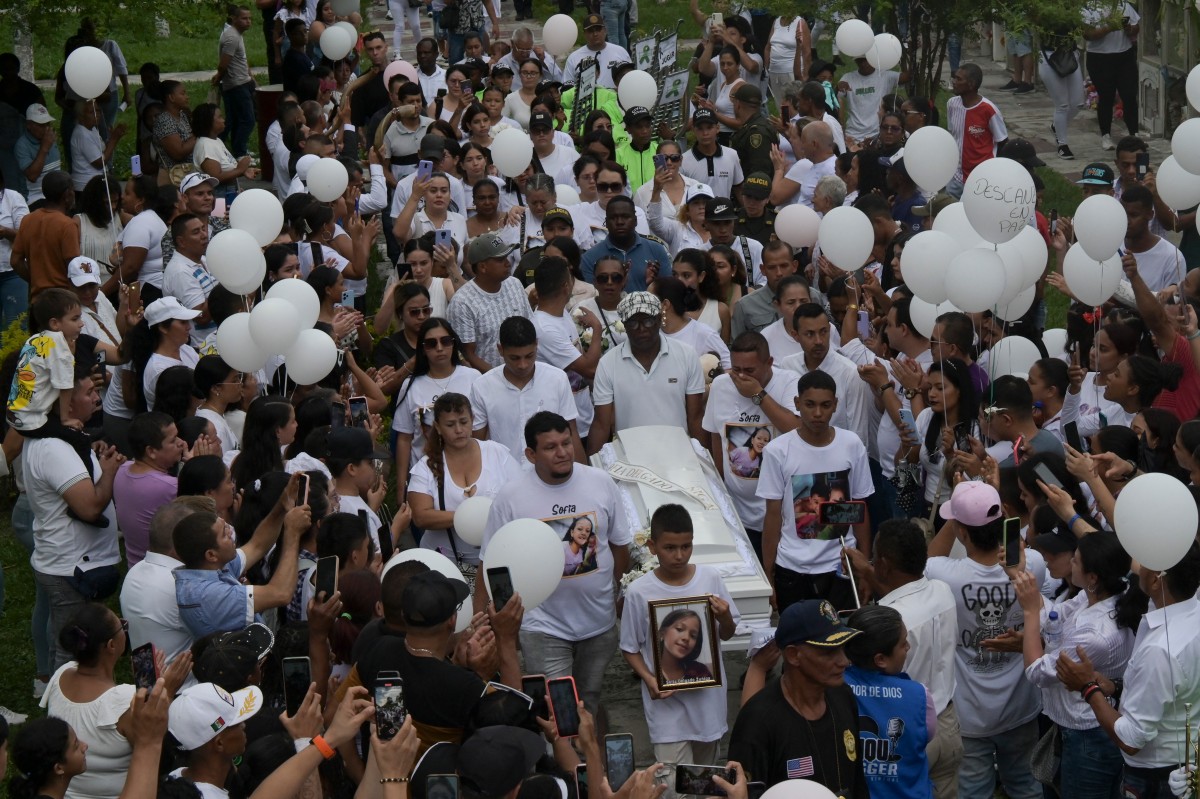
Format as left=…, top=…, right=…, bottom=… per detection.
left=1152, top=334, right=1200, bottom=421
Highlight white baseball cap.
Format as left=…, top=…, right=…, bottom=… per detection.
left=25, top=103, right=54, bottom=124
left=67, top=256, right=102, bottom=287
left=179, top=173, right=219, bottom=194
left=168, top=682, right=264, bottom=751
left=145, top=297, right=202, bottom=327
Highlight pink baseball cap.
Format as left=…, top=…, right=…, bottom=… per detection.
left=939, top=481, right=1003, bottom=527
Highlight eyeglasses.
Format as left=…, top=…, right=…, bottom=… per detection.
left=118, top=619, right=129, bottom=637
left=661, top=154, right=682, bottom=163
left=520, top=70, right=541, bottom=77
left=594, top=273, right=625, bottom=284
left=408, top=305, right=433, bottom=317
left=423, top=335, right=455, bottom=349
left=597, top=182, right=624, bottom=193
left=625, top=317, right=660, bottom=331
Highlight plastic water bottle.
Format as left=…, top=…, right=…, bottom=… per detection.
left=1044, top=611, right=1062, bottom=650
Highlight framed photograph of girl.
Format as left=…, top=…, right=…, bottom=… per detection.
left=648, top=596, right=723, bottom=692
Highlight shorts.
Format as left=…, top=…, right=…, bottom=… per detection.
left=1006, top=30, right=1032, bottom=57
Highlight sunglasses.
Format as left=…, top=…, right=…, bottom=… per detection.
left=625, top=317, right=660, bottom=331
left=408, top=305, right=433, bottom=317
left=423, top=335, right=455, bottom=350
left=661, top=154, right=682, bottom=163
left=594, top=273, right=625, bottom=284
left=597, top=182, right=624, bottom=193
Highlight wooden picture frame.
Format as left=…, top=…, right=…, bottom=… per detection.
left=648, top=596, right=723, bottom=692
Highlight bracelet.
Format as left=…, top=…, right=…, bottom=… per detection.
left=381, top=777, right=411, bottom=784
left=1081, top=681, right=1103, bottom=701
left=879, top=383, right=894, bottom=395
left=1189, top=330, right=1200, bottom=341
left=847, top=303, right=859, bottom=310
left=1067, top=513, right=1082, bottom=531
left=312, top=735, right=336, bottom=760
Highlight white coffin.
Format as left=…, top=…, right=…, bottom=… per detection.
left=592, top=425, right=774, bottom=649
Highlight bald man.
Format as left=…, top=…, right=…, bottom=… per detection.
left=771, top=121, right=837, bottom=208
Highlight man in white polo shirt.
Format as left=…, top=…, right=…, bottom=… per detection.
left=588, top=292, right=706, bottom=455
left=469, top=316, right=583, bottom=465
left=531, top=256, right=602, bottom=440
left=121, top=501, right=197, bottom=666
left=681, top=109, right=743, bottom=199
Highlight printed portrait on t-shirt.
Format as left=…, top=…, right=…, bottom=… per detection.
left=546, top=511, right=601, bottom=577
left=725, top=423, right=774, bottom=479
left=790, top=470, right=852, bottom=540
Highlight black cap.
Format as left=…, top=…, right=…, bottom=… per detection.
left=1034, top=527, right=1078, bottom=556
left=692, top=108, right=717, bottom=127
left=458, top=726, right=545, bottom=797
left=583, top=13, right=605, bottom=29
left=529, top=111, right=554, bottom=129
left=998, top=137, right=1046, bottom=169
left=742, top=172, right=771, bottom=199
left=490, top=64, right=514, bottom=77
left=775, top=599, right=862, bottom=648
left=1076, top=162, right=1116, bottom=187
left=215, top=622, right=275, bottom=660
left=419, top=134, right=447, bottom=160
left=542, top=206, right=574, bottom=226
left=610, top=60, right=634, bottom=80
left=705, top=197, right=738, bottom=221
left=624, top=106, right=652, bottom=124
left=535, top=79, right=563, bottom=95
left=411, top=742, right=461, bottom=799
left=401, top=571, right=470, bottom=627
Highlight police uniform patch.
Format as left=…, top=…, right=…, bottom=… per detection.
left=750, top=132, right=762, bottom=148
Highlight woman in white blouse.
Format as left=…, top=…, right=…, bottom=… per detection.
left=112, top=175, right=169, bottom=301
left=765, top=15, right=809, bottom=108
left=655, top=276, right=731, bottom=370
left=393, top=172, right=469, bottom=256
left=647, top=176, right=713, bottom=257
left=503, top=58, right=543, bottom=130
left=191, top=103, right=259, bottom=196
left=410, top=392, right=517, bottom=566
left=906, top=358, right=979, bottom=515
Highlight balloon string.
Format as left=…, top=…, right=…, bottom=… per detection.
left=94, top=98, right=124, bottom=288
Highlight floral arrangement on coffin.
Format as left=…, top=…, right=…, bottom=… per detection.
left=619, top=527, right=657, bottom=596
left=571, top=307, right=624, bottom=352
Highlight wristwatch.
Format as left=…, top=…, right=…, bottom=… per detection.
left=751, top=390, right=767, bottom=405
left=902, top=387, right=918, bottom=400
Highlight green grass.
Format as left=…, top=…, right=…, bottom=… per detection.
left=0, top=503, right=42, bottom=722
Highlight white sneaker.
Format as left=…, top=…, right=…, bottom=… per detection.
left=33, top=678, right=47, bottom=699
left=1100, top=134, right=1114, bottom=150
left=0, top=706, right=28, bottom=725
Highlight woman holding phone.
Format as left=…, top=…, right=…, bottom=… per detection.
left=907, top=358, right=979, bottom=516
left=393, top=173, right=469, bottom=258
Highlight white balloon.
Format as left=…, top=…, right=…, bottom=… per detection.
left=835, top=19, right=875, bottom=57
left=1043, top=328, right=1069, bottom=358
left=866, top=33, right=903, bottom=71
left=319, top=25, right=354, bottom=61
left=306, top=157, right=349, bottom=202
left=1190, top=64, right=1200, bottom=114
left=215, top=314, right=269, bottom=373
left=761, top=780, right=837, bottom=799
left=945, top=248, right=1007, bottom=313
left=249, top=298, right=304, bottom=355
left=285, top=329, right=340, bottom=384
left=333, top=21, right=358, bottom=39
left=266, top=276, right=321, bottom=330
left=64, top=46, right=113, bottom=100
left=453, top=496, right=493, bottom=547
left=482, top=518, right=564, bottom=610
left=207, top=229, right=267, bottom=295
left=542, top=14, right=579, bottom=56
left=901, top=230, right=959, bottom=303
left=555, top=184, right=581, bottom=206
left=987, top=335, right=1041, bottom=377
left=775, top=204, right=822, bottom=249
left=1009, top=224, right=1049, bottom=289
left=995, top=285, right=1036, bottom=322
left=908, top=298, right=958, bottom=339
left=902, top=127, right=958, bottom=193
left=961, top=157, right=1035, bottom=244
left=229, top=188, right=284, bottom=247
left=932, top=202, right=982, bottom=250
left=1114, top=473, right=1199, bottom=570
left=1173, top=118, right=1200, bottom=175
left=381, top=549, right=472, bottom=632
left=818, top=206, right=874, bottom=271
left=1073, top=194, right=1128, bottom=262
left=1062, top=243, right=1123, bottom=306
left=491, top=128, right=534, bottom=178
left=1155, top=156, right=1200, bottom=210
left=617, top=70, right=658, bottom=110
left=991, top=242, right=1027, bottom=305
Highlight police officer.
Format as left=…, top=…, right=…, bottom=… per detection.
left=737, top=172, right=777, bottom=246
left=729, top=84, right=778, bottom=181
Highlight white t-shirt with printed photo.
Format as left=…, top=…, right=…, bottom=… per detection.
left=481, top=464, right=633, bottom=640
left=701, top=367, right=799, bottom=530
left=755, top=427, right=874, bottom=573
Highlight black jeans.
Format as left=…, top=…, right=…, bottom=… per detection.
left=1087, top=47, right=1138, bottom=136
left=774, top=564, right=857, bottom=614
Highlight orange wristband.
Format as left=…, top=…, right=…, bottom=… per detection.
left=313, top=735, right=336, bottom=759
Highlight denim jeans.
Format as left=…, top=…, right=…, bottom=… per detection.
left=448, top=31, right=479, bottom=67
left=600, top=0, right=631, bottom=51
left=13, top=494, right=51, bottom=678
left=34, top=569, right=89, bottom=673
left=519, top=624, right=618, bottom=714
left=1059, top=727, right=1122, bottom=799
left=1122, top=766, right=1174, bottom=799
left=222, top=82, right=256, bottom=158
left=959, top=719, right=1042, bottom=799
left=0, top=270, right=29, bottom=333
